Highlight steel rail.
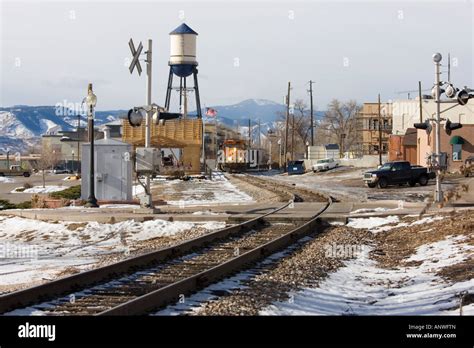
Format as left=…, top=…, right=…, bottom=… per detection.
left=0, top=200, right=293, bottom=314
left=98, top=197, right=332, bottom=315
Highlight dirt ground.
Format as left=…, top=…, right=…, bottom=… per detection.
left=192, top=210, right=474, bottom=316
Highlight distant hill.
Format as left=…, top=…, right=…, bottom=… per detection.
left=199, top=99, right=325, bottom=127
left=0, top=100, right=325, bottom=153
left=0, top=106, right=125, bottom=153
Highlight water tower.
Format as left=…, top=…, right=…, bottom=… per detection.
left=164, top=23, right=202, bottom=118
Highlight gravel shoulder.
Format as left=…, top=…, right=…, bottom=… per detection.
left=190, top=210, right=474, bottom=316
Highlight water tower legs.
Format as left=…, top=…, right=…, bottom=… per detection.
left=193, top=68, right=202, bottom=118
left=165, top=68, right=173, bottom=110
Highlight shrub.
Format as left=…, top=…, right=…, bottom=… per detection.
left=15, top=201, right=32, bottom=209
left=23, top=182, right=32, bottom=189
left=0, top=199, right=17, bottom=210
left=49, top=185, right=81, bottom=200
left=0, top=199, right=32, bottom=210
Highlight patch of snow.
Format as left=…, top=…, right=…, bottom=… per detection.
left=0, top=216, right=226, bottom=286
left=192, top=210, right=222, bottom=216
left=0, top=111, right=36, bottom=138
left=347, top=215, right=399, bottom=230
left=261, top=235, right=474, bottom=315
left=252, top=99, right=279, bottom=106
left=373, top=215, right=444, bottom=233
left=0, top=177, right=14, bottom=183
left=98, top=204, right=140, bottom=209
left=132, top=184, right=145, bottom=196
left=350, top=207, right=389, bottom=214
left=11, top=186, right=67, bottom=194
left=40, top=119, right=61, bottom=134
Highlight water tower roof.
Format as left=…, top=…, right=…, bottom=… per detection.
left=170, top=23, right=198, bottom=35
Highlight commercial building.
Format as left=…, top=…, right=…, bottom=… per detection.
left=391, top=97, right=474, bottom=172
left=356, top=102, right=392, bottom=155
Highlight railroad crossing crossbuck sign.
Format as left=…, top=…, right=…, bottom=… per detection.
left=128, top=38, right=143, bottom=75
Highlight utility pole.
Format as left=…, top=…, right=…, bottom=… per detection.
left=248, top=119, right=251, bottom=148
left=433, top=53, right=443, bottom=203
left=77, top=114, right=81, bottom=174
left=284, top=82, right=291, bottom=170
left=258, top=119, right=261, bottom=148
left=291, top=113, right=295, bottom=161
left=448, top=53, right=451, bottom=82
left=309, top=80, right=314, bottom=146
left=378, top=94, right=383, bottom=166
left=144, top=39, right=153, bottom=208
left=418, top=81, right=423, bottom=123
left=258, top=119, right=261, bottom=171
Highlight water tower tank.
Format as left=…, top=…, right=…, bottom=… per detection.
left=169, top=23, right=198, bottom=77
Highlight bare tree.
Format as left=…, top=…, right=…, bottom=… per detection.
left=35, top=145, right=60, bottom=188
left=322, top=99, right=362, bottom=156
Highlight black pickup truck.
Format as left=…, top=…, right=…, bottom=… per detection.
left=363, top=161, right=436, bottom=188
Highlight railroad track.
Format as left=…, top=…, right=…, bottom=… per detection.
left=0, top=184, right=331, bottom=316
left=230, top=173, right=328, bottom=203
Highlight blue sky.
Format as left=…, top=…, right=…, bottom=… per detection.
left=1, top=0, right=473, bottom=110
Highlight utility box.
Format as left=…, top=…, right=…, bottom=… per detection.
left=81, top=134, right=133, bottom=202
left=136, top=147, right=161, bottom=173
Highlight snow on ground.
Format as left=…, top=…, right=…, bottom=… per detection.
left=0, top=216, right=225, bottom=286
left=261, top=234, right=473, bottom=316
left=99, top=204, right=139, bottom=209
left=132, top=184, right=145, bottom=196
left=350, top=207, right=392, bottom=214
left=10, top=185, right=68, bottom=194
left=0, top=177, right=14, bottom=183
left=159, top=175, right=254, bottom=207
left=346, top=215, right=445, bottom=233
left=347, top=215, right=400, bottom=230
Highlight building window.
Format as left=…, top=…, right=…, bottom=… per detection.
left=452, top=144, right=462, bottom=161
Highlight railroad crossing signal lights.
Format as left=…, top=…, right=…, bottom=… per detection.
left=445, top=84, right=458, bottom=99
left=444, top=119, right=463, bottom=136
left=457, top=89, right=472, bottom=106
left=127, top=108, right=144, bottom=127
left=413, top=119, right=432, bottom=135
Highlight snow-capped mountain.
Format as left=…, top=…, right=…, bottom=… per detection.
left=0, top=99, right=323, bottom=153
left=0, top=106, right=125, bottom=153
left=201, top=99, right=286, bottom=125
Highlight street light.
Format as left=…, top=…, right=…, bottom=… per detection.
left=71, top=150, right=75, bottom=173
left=84, top=83, right=99, bottom=208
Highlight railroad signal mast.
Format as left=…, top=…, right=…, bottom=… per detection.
left=413, top=53, right=474, bottom=203
left=128, top=38, right=154, bottom=209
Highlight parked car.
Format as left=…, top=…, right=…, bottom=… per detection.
left=461, top=155, right=474, bottom=177
left=0, top=165, right=31, bottom=177
left=312, top=158, right=338, bottom=172
left=52, top=167, right=72, bottom=174
left=363, top=161, right=435, bottom=188
left=287, top=160, right=305, bottom=175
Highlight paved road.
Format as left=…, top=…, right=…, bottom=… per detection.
left=253, top=166, right=463, bottom=203
left=0, top=173, right=78, bottom=204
